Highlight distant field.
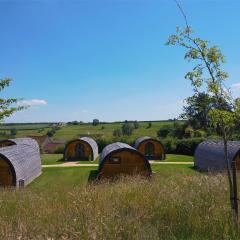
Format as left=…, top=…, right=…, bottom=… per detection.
left=0, top=121, right=180, bottom=141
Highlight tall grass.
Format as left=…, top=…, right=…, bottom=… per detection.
left=0, top=173, right=239, bottom=239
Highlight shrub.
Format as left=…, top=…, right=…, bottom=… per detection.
left=113, top=128, right=122, bottom=137
left=157, top=125, right=173, bottom=138
left=10, top=128, right=17, bottom=137
left=175, top=138, right=206, bottom=155
left=92, top=119, right=100, bottom=126
left=133, top=121, right=139, bottom=129
left=54, top=145, right=65, bottom=154
left=122, top=122, right=134, bottom=136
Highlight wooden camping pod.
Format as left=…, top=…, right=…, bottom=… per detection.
left=194, top=141, right=240, bottom=171
left=98, top=142, right=152, bottom=179
left=0, top=144, right=41, bottom=187
left=64, top=137, right=98, bottom=161
left=134, top=136, right=165, bottom=160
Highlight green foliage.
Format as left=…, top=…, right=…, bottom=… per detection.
left=162, top=137, right=205, bottom=155
left=133, top=120, right=139, bottom=129
left=157, top=125, right=173, bottom=138
left=113, top=128, right=123, bottom=137
left=181, top=92, right=212, bottom=130
left=10, top=127, right=17, bottom=137
left=122, top=121, right=134, bottom=136
left=147, top=122, right=152, bottom=128
left=0, top=78, right=23, bottom=121
left=92, top=119, right=100, bottom=126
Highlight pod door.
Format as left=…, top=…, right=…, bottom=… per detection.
left=0, top=158, right=14, bottom=187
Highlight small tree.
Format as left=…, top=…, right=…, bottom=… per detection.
left=147, top=122, right=152, bottom=128
left=92, top=119, right=100, bottom=126
left=133, top=120, right=139, bottom=129
left=167, top=1, right=239, bottom=221
left=10, top=127, right=17, bottom=137
left=122, top=122, right=134, bottom=136
left=0, top=78, right=23, bottom=121
left=113, top=128, right=122, bottom=137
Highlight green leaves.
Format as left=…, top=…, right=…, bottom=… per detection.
left=0, top=78, right=23, bottom=122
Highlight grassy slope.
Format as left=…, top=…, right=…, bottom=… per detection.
left=0, top=166, right=238, bottom=239
left=0, top=121, right=177, bottom=141
left=54, top=121, right=174, bottom=141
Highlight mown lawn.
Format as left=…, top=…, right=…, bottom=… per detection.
left=41, top=154, right=193, bottom=165
left=41, top=154, right=99, bottom=165
left=162, top=154, right=193, bottom=162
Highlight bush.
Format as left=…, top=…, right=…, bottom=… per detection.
left=113, top=128, right=122, bottom=137
left=10, top=128, right=17, bottom=137
left=175, top=138, right=206, bottom=155
left=122, top=122, right=134, bottom=136
left=54, top=145, right=65, bottom=154
left=133, top=121, right=139, bottom=129
left=93, top=119, right=100, bottom=126
left=162, top=137, right=206, bottom=155
left=157, top=125, right=173, bottom=138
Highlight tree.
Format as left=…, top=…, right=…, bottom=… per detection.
left=122, top=122, right=134, bottom=136
left=181, top=92, right=212, bottom=130
left=147, top=122, right=152, bottom=128
left=157, top=125, right=173, bottom=138
left=10, top=127, right=17, bottom=137
left=167, top=1, right=239, bottom=221
left=133, top=121, right=139, bottom=129
left=0, top=78, right=23, bottom=121
left=92, top=119, right=100, bottom=126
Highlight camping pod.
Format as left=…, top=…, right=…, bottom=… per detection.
left=0, top=137, right=40, bottom=152
left=194, top=141, right=240, bottom=171
left=134, top=136, right=165, bottom=160
left=0, top=144, right=41, bottom=187
left=98, top=142, right=152, bottom=179
left=64, top=137, right=98, bottom=161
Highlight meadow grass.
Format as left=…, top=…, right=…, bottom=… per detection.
left=0, top=165, right=239, bottom=239
left=162, top=154, right=193, bottom=162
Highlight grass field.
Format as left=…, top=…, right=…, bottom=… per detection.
left=0, top=165, right=239, bottom=239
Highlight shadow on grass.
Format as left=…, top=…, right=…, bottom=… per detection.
left=88, top=170, right=99, bottom=183
left=57, top=158, right=65, bottom=163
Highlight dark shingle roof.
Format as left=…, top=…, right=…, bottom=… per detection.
left=0, top=144, right=41, bottom=187
left=80, top=137, right=98, bottom=160
left=194, top=140, right=240, bottom=171
left=8, top=138, right=40, bottom=152
left=134, top=136, right=152, bottom=149
left=99, top=142, right=152, bottom=173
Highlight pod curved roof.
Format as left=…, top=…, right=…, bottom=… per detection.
left=194, top=140, right=240, bottom=171
left=0, top=137, right=40, bottom=152
left=0, top=144, right=41, bottom=187
left=64, top=137, right=98, bottom=160
left=99, top=142, right=152, bottom=173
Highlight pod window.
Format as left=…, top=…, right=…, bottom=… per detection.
left=109, top=157, right=121, bottom=164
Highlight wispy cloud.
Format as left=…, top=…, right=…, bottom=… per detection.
left=17, top=99, right=48, bottom=107
left=231, top=83, right=240, bottom=90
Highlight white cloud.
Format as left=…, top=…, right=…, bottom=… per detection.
left=17, top=99, right=48, bottom=107
left=231, top=83, right=240, bottom=90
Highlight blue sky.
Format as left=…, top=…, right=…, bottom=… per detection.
left=0, top=0, right=240, bottom=123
